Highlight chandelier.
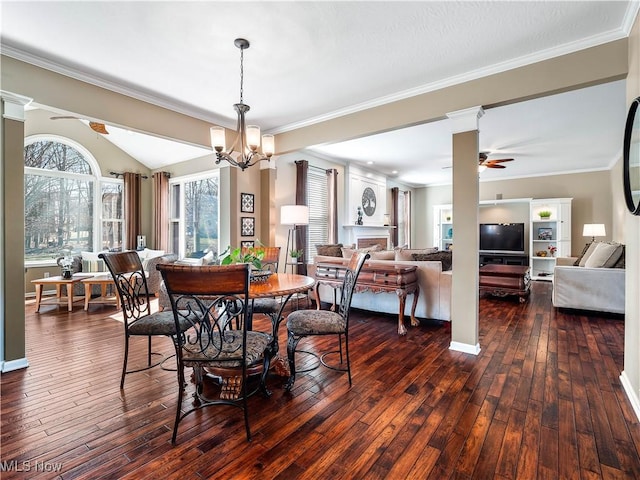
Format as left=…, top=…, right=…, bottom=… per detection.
left=210, top=38, right=274, bottom=171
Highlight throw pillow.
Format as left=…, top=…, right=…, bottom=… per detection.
left=412, top=251, right=452, bottom=271
left=315, top=243, right=343, bottom=257
left=80, top=251, right=105, bottom=272
left=370, top=250, right=395, bottom=260
left=613, top=245, right=625, bottom=268
left=602, top=242, right=624, bottom=268
left=395, top=247, right=438, bottom=261
left=584, top=242, right=622, bottom=268
left=578, top=242, right=600, bottom=267
left=573, top=242, right=592, bottom=266
left=341, top=244, right=381, bottom=259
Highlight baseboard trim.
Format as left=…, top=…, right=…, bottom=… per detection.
left=2, top=357, right=29, bottom=373
left=620, top=370, right=640, bottom=422
left=449, top=341, right=481, bottom=355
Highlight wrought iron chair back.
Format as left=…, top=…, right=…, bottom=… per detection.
left=285, top=251, right=369, bottom=391
left=157, top=262, right=272, bottom=444
left=100, top=250, right=185, bottom=389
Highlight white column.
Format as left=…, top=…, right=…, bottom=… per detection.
left=447, top=106, right=484, bottom=355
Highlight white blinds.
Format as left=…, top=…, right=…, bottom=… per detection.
left=307, top=168, right=329, bottom=261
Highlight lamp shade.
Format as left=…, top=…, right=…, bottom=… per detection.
left=583, top=224, right=606, bottom=237
left=281, top=205, right=309, bottom=225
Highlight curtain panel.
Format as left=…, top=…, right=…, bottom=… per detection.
left=152, top=172, right=170, bottom=251
left=326, top=168, right=339, bottom=244
left=391, top=187, right=399, bottom=247
left=124, top=172, right=142, bottom=250
left=294, top=160, right=309, bottom=275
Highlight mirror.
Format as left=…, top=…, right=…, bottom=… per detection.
left=623, top=96, right=640, bottom=215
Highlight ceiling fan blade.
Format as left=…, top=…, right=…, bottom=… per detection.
left=487, top=164, right=507, bottom=169
left=50, top=115, right=80, bottom=120
left=89, top=122, right=109, bottom=134
left=486, top=158, right=514, bottom=164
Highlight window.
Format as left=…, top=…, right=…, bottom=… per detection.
left=24, top=136, right=122, bottom=263
left=306, top=167, right=329, bottom=260
left=169, top=172, right=219, bottom=258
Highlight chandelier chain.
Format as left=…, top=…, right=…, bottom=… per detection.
left=239, top=46, right=244, bottom=104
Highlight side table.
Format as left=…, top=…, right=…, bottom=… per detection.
left=82, top=275, right=120, bottom=310
left=31, top=274, right=93, bottom=312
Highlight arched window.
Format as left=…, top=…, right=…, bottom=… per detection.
left=24, top=136, right=123, bottom=263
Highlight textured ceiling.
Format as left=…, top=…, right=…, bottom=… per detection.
left=2, top=1, right=638, bottom=185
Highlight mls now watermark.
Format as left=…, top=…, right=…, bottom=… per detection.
left=1, top=460, right=63, bottom=473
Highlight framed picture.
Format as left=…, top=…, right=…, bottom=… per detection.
left=241, top=217, right=255, bottom=237
left=538, top=227, right=553, bottom=240
left=240, top=193, right=254, bottom=213
left=241, top=240, right=255, bottom=249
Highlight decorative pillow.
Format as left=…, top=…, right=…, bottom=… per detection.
left=577, top=242, right=600, bottom=267
left=612, top=245, right=625, bottom=268
left=412, top=251, right=452, bottom=271
left=584, top=242, right=623, bottom=268
left=395, top=247, right=438, bottom=261
left=573, top=242, right=592, bottom=266
left=315, top=243, right=343, bottom=257
left=370, top=250, right=395, bottom=260
left=81, top=251, right=105, bottom=272
left=143, top=248, right=165, bottom=260
left=601, top=242, right=624, bottom=268
left=341, top=244, right=381, bottom=259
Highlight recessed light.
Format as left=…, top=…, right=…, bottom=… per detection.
left=366, top=161, right=374, bottom=165
left=392, top=170, right=398, bottom=174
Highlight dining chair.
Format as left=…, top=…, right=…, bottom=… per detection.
left=157, top=263, right=273, bottom=444
left=99, top=251, right=191, bottom=389
left=243, top=246, right=282, bottom=326
left=284, top=251, right=369, bottom=391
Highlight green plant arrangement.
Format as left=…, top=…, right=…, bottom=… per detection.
left=220, top=246, right=265, bottom=270
left=538, top=210, right=552, bottom=219
left=289, top=249, right=303, bottom=260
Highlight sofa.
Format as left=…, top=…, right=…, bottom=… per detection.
left=57, top=249, right=177, bottom=297
left=309, top=246, right=452, bottom=321
left=552, top=241, right=625, bottom=314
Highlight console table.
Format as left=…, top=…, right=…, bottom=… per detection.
left=479, top=264, right=531, bottom=303
left=314, top=261, right=420, bottom=335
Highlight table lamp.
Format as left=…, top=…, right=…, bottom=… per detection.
left=582, top=223, right=606, bottom=242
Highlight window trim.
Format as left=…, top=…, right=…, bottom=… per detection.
left=24, top=135, right=123, bottom=266
left=168, top=169, right=220, bottom=259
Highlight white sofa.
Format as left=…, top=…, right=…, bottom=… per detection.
left=309, top=254, right=452, bottom=321
left=552, top=256, right=625, bottom=314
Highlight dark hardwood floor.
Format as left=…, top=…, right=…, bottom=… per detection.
left=2, top=281, right=639, bottom=479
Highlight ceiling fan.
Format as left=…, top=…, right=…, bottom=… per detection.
left=50, top=116, right=109, bottom=134
left=479, top=151, right=513, bottom=169
left=442, top=152, right=514, bottom=170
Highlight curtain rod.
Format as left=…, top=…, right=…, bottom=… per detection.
left=109, top=171, right=149, bottom=179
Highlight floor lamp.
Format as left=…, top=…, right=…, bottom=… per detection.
left=281, top=205, right=309, bottom=273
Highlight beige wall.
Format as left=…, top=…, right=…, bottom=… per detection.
left=420, top=170, right=614, bottom=257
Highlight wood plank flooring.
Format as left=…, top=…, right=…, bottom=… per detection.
left=2, top=281, right=639, bottom=479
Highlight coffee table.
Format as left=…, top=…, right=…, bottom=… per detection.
left=479, top=264, right=531, bottom=303
left=32, top=274, right=94, bottom=312
left=82, top=274, right=120, bottom=310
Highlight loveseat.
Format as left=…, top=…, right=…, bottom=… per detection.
left=58, top=249, right=177, bottom=297
left=309, top=246, right=452, bottom=322
left=552, top=242, right=625, bottom=314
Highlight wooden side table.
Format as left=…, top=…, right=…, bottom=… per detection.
left=31, top=274, right=93, bottom=312
left=81, top=275, right=120, bottom=310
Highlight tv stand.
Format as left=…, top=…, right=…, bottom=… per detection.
left=479, top=253, right=528, bottom=267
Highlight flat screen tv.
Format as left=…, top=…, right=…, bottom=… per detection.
left=479, top=223, right=525, bottom=253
